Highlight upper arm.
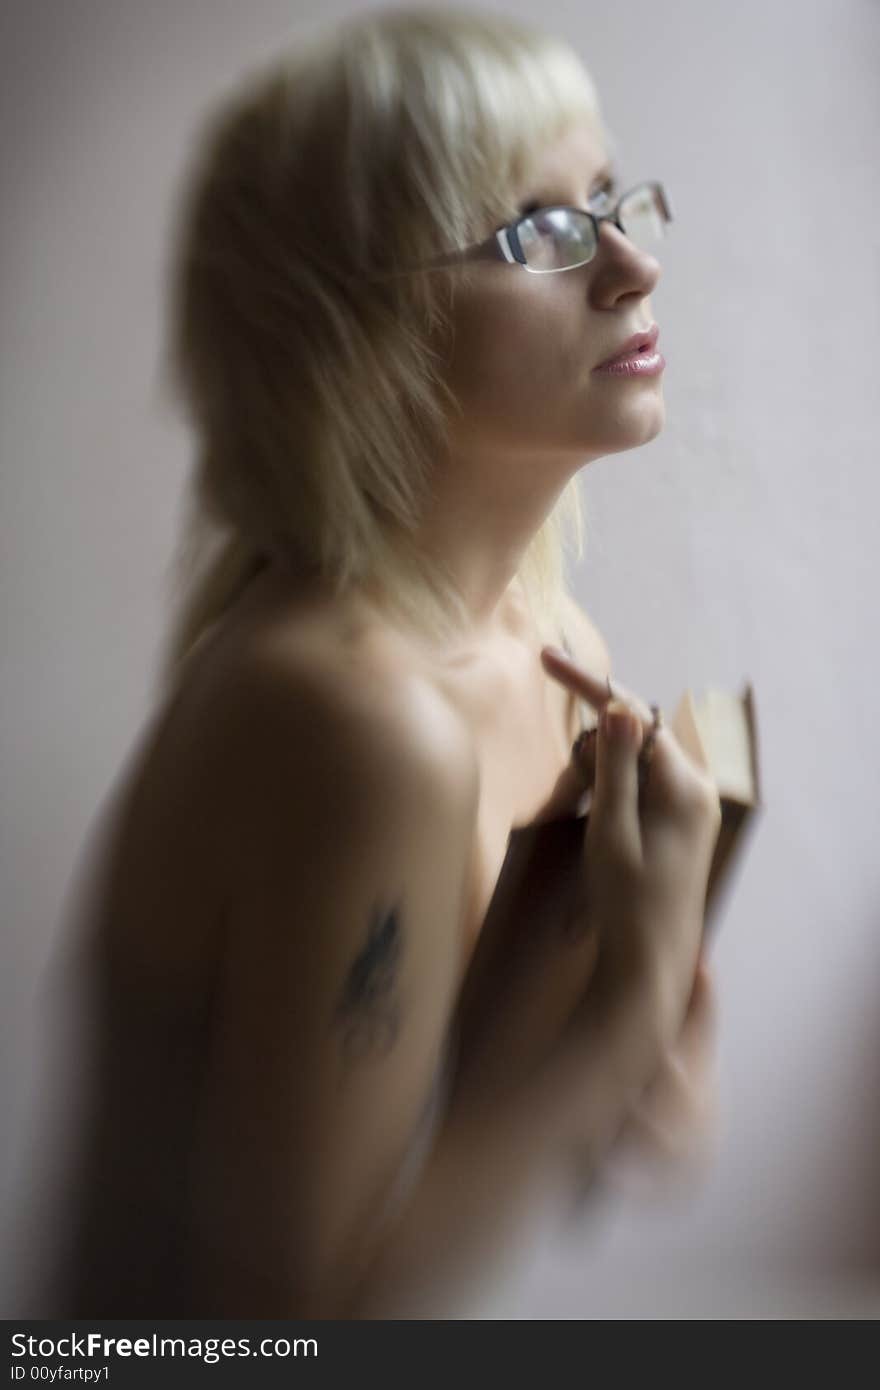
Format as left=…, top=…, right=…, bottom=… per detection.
left=190, top=655, right=480, bottom=1315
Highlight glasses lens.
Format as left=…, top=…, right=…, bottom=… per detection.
left=618, top=183, right=670, bottom=251
left=517, top=208, right=597, bottom=273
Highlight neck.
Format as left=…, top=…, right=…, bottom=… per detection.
left=403, top=436, right=577, bottom=646
left=261, top=439, right=580, bottom=656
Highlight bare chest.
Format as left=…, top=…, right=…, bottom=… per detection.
left=443, top=649, right=585, bottom=961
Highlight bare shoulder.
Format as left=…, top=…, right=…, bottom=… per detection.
left=182, top=621, right=483, bottom=1313
left=558, top=588, right=612, bottom=677
left=196, top=619, right=482, bottom=864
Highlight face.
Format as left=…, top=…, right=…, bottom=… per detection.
left=438, top=118, right=665, bottom=482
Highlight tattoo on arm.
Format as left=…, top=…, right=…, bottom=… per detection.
left=333, top=903, right=403, bottom=1069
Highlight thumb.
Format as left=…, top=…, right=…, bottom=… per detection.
left=590, top=700, right=644, bottom=864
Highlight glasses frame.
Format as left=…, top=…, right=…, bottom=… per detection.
left=420, top=179, right=673, bottom=275
left=503, top=179, right=672, bottom=273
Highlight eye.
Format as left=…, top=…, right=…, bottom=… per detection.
left=518, top=176, right=618, bottom=221
left=588, top=178, right=617, bottom=211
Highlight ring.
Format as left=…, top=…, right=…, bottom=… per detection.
left=606, top=677, right=662, bottom=740
left=571, top=698, right=663, bottom=794
left=570, top=725, right=598, bottom=763
left=637, top=704, right=663, bottom=791
left=569, top=728, right=597, bottom=783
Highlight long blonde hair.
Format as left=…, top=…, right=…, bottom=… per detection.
left=156, top=4, right=610, bottom=695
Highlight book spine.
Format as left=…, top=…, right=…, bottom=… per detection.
left=704, top=796, right=751, bottom=932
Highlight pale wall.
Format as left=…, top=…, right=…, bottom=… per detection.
left=2, top=0, right=879, bottom=1317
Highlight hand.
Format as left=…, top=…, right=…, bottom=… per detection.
left=532, top=659, right=720, bottom=1191
left=539, top=646, right=722, bottom=1055
left=448, top=646, right=721, bottom=1165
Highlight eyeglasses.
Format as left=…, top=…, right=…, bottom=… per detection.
left=420, top=180, right=673, bottom=275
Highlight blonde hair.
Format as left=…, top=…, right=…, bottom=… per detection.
left=156, top=4, right=610, bottom=695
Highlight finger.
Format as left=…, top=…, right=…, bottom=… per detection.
left=540, top=652, right=691, bottom=806
left=540, top=647, right=656, bottom=727
left=590, top=699, right=643, bottom=864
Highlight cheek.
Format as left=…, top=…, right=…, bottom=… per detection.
left=445, top=283, right=582, bottom=411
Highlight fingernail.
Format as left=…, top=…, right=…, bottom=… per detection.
left=602, top=699, right=637, bottom=743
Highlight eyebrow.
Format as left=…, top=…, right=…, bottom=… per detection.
left=516, top=163, right=617, bottom=217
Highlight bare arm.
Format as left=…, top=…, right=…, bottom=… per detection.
left=344, top=645, right=722, bottom=1316
left=191, top=635, right=716, bottom=1319
left=343, top=969, right=664, bottom=1318
left=187, top=650, right=484, bottom=1317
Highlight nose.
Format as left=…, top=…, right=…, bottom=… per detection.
left=588, top=219, right=661, bottom=307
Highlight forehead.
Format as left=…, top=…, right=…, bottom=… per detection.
left=519, top=118, right=610, bottom=189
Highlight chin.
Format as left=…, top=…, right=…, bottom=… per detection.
left=569, top=383, right=664, bottom=453
left=581, top=398, right=666, bottom=458
left=641, top=395, right=667, bottom=441
left=627, top=388, right=666, bottom=443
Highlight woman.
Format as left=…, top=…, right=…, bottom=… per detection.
left=27, top=6, right=721, bottom=1318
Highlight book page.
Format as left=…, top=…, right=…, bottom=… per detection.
left=695, top=691, right=754, bottom=804
left=670, top=688, right=711, bottom=773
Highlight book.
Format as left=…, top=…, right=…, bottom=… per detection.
left=670, top=682, right=762, bottom=931
left=481, top=679, right=762, bottom=940
left=449, top=684, right=761, bottom=1087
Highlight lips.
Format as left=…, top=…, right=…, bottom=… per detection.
left=595, top=323, right=660, bottom=369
